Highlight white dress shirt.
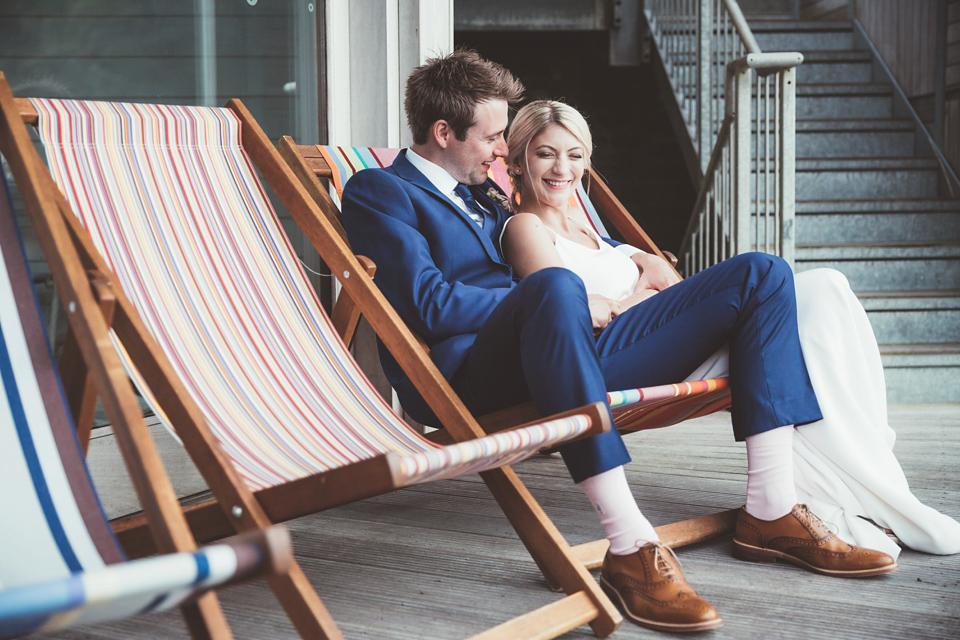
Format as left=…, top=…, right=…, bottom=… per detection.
left=406, top=148, right=485, bottom=227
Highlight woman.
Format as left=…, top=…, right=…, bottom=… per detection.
left=500, top=99, right=960, bottom=564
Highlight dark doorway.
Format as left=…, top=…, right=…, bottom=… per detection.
left=455, top=30, right=696, bottom=252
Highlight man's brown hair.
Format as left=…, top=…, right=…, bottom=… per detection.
left=405, top=50, right=524, bottom=145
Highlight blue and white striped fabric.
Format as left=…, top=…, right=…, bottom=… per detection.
left=0, top=170, right=276, bottom=638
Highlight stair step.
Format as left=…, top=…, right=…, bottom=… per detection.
left=797, top=51, right=874, bottom=83
left=872, top=313, right=960, bottom=345
left=879, top=344, right=960, bottom=402
left=879, top=342, right=960, bottom=356
left=794, top=118, right=915, bottom=158
left=796, top=157, right=939, bottom=171
left=796, top=83, right=891, bottom=96
left=857, top=291, right=960, bottom=344
left=794, top=84, right=893, bottom=119
left=749, top=20, right=855, bottom=31
left=796, top=118, right=913, bottom=133
left=791, top=158, right=941, bottom=199
left=857, top=290, right=960, bottom=309
left=796, top=199, right=960, bottom=213
left=795, top=243, right=960, bottom=290
left=795, top=209, right=960, bottom=243
left=750, top=21, right=856, bottom=52
left=790, top=199, right=960, bottom=244
left=797, top=242, right=960, bottom=260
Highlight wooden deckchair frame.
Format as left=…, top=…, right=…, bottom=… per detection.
left=2, top=78, right=625, bottom=639
left=0, top=78, right=294, bottom=640
left=276, top=139, right=739, bottom=566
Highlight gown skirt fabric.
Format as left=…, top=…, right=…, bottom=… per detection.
left=686, top=268, right=960, bottom=558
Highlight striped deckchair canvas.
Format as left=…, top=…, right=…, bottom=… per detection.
left=0, top=167, right=290, bottom=638
left=7, top=81, right=622, bottom=639
left=29, top=98, right=594, bottom=492
left=295, top=145, right=732, bottom=435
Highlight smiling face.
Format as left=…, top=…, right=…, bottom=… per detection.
left=439, top=99, right=509, bottom=186
left=519, top=123, right=586, bottom=210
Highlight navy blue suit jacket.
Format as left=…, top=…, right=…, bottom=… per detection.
left=341, top=150, right=619, bottom=422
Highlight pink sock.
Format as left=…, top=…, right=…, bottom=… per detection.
left=745, top=425, right=797, bottom=521
left=577, top=466, right=659, bottom=555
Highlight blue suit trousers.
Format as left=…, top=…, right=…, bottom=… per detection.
left=452, top=252, right=823, bottom=483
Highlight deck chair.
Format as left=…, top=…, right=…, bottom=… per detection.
left=0, top=135, right=291, bottom=637
left=0, top=75, right=624, bottom=639
left=276, top=142, right=739, bottom=565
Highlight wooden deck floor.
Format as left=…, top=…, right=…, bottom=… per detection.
left=32, top=405, right=960, bottom=639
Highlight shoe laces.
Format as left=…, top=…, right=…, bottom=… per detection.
left=649, top=542, right=682, bottom=578
left=797, top=504, right=838, bottom=536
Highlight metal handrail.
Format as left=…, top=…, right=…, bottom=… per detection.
left=645, top=0, right=803, bottom=274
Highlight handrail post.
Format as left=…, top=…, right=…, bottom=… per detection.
left=698, top=0, right=712, bottom=173
left=732, top=64, right=752, bottom=256
left=778, top=65, right=797, bottom=268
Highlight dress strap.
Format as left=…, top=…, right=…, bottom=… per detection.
left=499, top=213, right=559, bottom=248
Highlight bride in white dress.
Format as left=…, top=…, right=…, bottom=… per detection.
left=500, top=99, right=960, bottom=558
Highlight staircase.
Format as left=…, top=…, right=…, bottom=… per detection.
left=751, top=20, right=960, bottom=402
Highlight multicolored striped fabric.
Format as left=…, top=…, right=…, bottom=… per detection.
left=608, top=378, right=731, bottom=433
left=318, top=146, right=609, bottom=237
left=0, top=171, right=279, bottom=637
left=30, top=99, right=593, bottom=492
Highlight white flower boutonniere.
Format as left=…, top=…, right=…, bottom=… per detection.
left=487, top=187, right=514, bottom=213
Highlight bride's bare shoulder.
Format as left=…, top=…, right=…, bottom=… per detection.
left=501, top=212, right=555, bottom=255
left=503, top=212, right=547, bottom=236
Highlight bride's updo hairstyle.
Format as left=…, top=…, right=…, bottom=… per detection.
left=506, top=100, right=593, bottom=207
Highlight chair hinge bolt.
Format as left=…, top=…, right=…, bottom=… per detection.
left=232, top=506, right=243, bottom=519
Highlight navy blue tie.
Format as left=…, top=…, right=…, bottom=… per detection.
left=454, top=184, right=487, bottom=227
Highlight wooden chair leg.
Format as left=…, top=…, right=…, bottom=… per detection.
left=58, top=326, right=99, bottom=453
left=480, top=467, right=622, bottom=638
left=268, top=564, right=345, bottom=640
left=181, top=592, right=234, bottom=640
left=57, top=270, right=117, bottom=454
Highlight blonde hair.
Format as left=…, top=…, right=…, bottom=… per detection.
left=506, top=100, right=593, bottom=206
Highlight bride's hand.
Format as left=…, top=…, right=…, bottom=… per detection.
left=634, top=252, right=681, bottom=292
left=588, top=294, right=620, bottom=331
left=618, top=288, right=658, bottom=313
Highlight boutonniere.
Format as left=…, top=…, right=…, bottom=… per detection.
left=487, top=187, right=514, bottom=213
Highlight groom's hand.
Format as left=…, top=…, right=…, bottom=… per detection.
left=588, top=294, right=620, bottom=331
left=634, top=252, right=681, bottom=292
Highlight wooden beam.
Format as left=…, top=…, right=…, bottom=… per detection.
left=330, top=255, right=376, bottom=346
left=569, top=508, right=740, bottom=569
left=114, top=453, right=406, bottom=558
left=467, top=592, right=598, bottom=640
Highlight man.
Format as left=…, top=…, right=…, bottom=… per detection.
left=341, top=50, right=896, bottom=632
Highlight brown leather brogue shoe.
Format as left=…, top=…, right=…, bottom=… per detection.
left=734, top=504, right=898, bottom=577
left=600, top=542, right=723, bottom=633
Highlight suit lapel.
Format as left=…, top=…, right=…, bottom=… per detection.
left=392, top=151, right=506, bottom=264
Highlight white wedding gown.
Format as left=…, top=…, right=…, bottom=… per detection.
left=684, top=268, right=960, bottom=558
left=506, top=216, right=960, bottom=557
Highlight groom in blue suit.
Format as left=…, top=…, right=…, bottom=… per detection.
left=342, top=50, right=895, bottom=632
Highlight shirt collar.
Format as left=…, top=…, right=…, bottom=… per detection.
left=406, top=147, right=460, bottom=198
